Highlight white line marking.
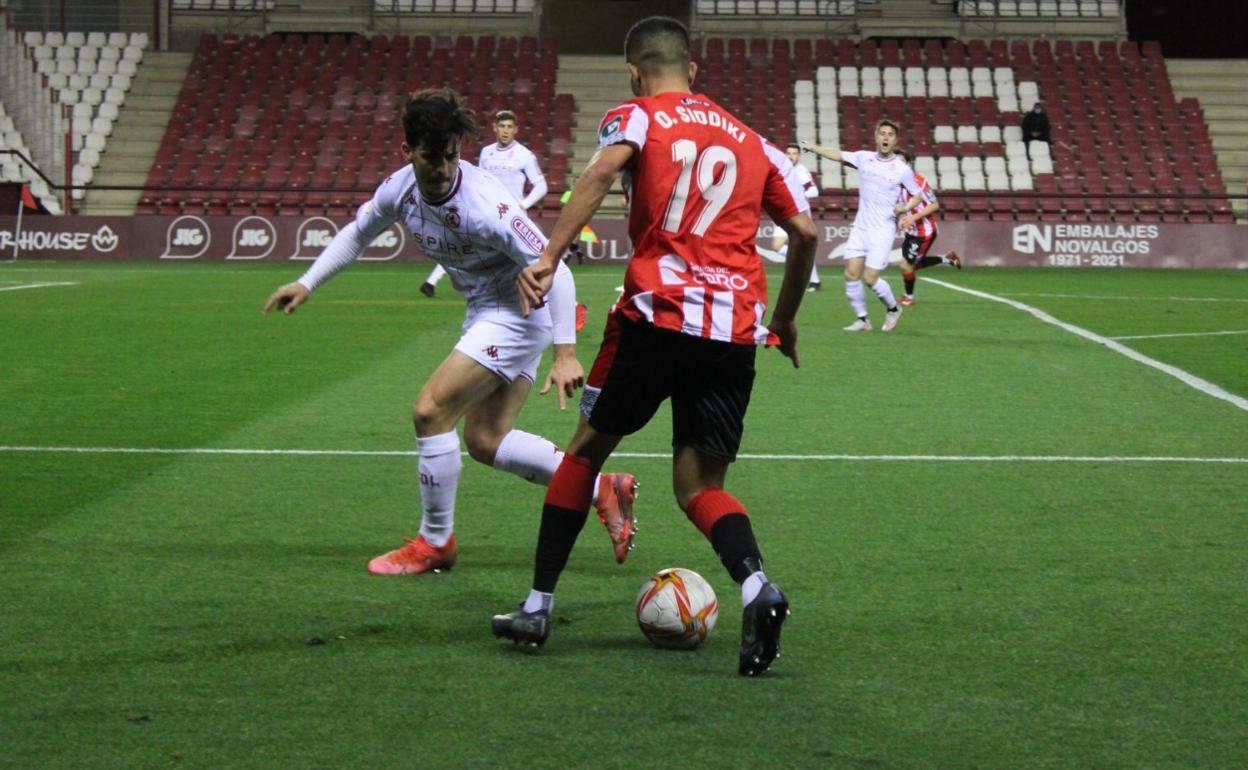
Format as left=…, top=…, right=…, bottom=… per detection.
left=0, top=445, right=1244, bottom=463
left=0, top=281, right=77, bottom=292
left=1109, top=330, right=1248, bottom=341
left=1000, top=292, right=1248, bottom=304
left=923, top=278, right=1248, bottom=413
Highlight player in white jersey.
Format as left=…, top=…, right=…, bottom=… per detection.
left=420, top=109, right=548, bottom=299
left=769, top=143, right=822, bottom=290
left=803, top=119, right=921, bottom=332
left=263, top=89, right=636, bottom=575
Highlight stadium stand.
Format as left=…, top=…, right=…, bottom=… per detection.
left=958, top=0, right=1121, bottom=17
left=21, top=30, right=149, bottom=204
left=141, top=32, right=571, bottom=216
left=690, top=36, right=1231, bottom=223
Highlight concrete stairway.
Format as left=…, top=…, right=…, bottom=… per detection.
left=80, top=51, right=191, bottom=215
left=1167, top=59, right=1248, bottom=222
left=555, top=54, right=632, bottom=217
left=858, top=0, right=960, bottom=39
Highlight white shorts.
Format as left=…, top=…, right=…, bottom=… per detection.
left=454, top=305, right=553, bottom=383
left=843, top=226, right=897, bottom=271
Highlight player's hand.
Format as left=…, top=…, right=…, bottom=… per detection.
left=799, top=140, right=815, bottom=153
left=540, top=352, right=585, bottom=410
left=768, top=319, right=800, bottom=368
left=517, top=261, right=555, bottom=316
left=897, top=214, right=916, bottom=232
left=263, top=282, right=310, bottom=315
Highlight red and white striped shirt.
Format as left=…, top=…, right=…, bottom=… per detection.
left=898, top=171, right=939, bottom=238
left=597, top=93, right=808, bottom=345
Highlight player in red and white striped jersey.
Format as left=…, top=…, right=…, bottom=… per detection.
left=492, top=16, right=816, bottom=677
left=894, top=149, right=961, bottom=306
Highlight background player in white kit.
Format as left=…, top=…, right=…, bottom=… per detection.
left=420, top=109, right=548, bottom=299
left=263, top=89, right=636, bottom=575
left=802, top=119, right=921, bottom=332
left=769, top=143, right=822, bottom=290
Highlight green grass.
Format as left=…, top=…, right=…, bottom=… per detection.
left=2, top=262, right=1246, bottom=769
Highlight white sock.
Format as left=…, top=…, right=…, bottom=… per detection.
left=870, top=277, right=897, bottom=309
left=492, top=430, right=603, bottom=504
left=426, top=263, right=447, bottom=287
left=742, top=570, right=768, bottom=605
left=523, top=589, right=553, bottom=614
left=416, top=430, right=461, bottom=547
left=845, top=279, right=867, bottom=319
left=809, top=263, right=820, bottom=283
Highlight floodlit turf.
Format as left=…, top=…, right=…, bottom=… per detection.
left=2, top=261, right=1246, bottom=769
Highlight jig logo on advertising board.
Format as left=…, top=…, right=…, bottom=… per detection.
left=161, top=216, right=210, bottom=259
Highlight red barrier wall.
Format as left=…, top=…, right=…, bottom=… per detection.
left=1, top=215, right=1244, bottom=269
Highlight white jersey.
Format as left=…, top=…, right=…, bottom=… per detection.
left=841, top=150, right=920, bottom=235
left=478, top=141, right=547, bottom=209
left=794, top=162, right=819, bottom=200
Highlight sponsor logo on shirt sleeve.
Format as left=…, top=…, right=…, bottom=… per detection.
left=510, top=216, right=546, bottom=254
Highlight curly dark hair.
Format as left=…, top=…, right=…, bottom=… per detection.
left=402, top=88, right=476, bottom=150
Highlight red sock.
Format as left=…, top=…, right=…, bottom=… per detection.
left=545, top=454, right=596, bottom=512
left=685, top=488, right=747, bottom=539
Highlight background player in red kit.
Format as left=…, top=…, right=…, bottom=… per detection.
left=491, top=16, right=817, bottom=677
left=894, top=148, right=961, bottom=305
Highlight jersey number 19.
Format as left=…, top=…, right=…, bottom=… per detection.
left=662, top=140, right=738, bottom=237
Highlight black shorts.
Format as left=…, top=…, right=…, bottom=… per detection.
left=902, top=232, right=937, bottom=263
left=582, top=314, right=756, bottom=462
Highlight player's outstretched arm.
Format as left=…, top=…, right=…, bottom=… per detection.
left=517, top=144, right=634, bottom=315
left=262, top=221, right=377, bottom=316
left=768, top=212, right=818, bottom=368
left=800, top=140, right=842, bottom=164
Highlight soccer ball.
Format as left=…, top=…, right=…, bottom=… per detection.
left=635, top=567, right=719, bottom=649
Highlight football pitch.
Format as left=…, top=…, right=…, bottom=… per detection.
left=2, top=261, right=1245, bottom=769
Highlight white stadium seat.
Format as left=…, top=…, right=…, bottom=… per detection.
left=111, top=74, right=132, bottom=91
left=939, top=169, right=962, bottom=190
left=89, top=73, right=111, bottom=89
left=843, top=168, right=859, bottom=189
left=33, top=44, right=53, bottom=60
left=981, top=126, right=1003, bottom=143
left=56, top=45, right=75, bottom=60
left=963, top=171, right=986, bottom=190
left=80, top=147, right=101, bottom=167
left=937, top=156, right=959, bottom=175
left=961, top=156, right=984, bottom=175
left=98, top=59, right=119, bottom=76
left=934, top=125, right=955, bottom=143
left=915, top=157, right=937, bottom=179
left=987, top=172, right=1011, bottom=190
left=1003, top=126, right=1023, bottom=143
left=985, top=156, right=1007, bottom=175
left=72, top=102, right=93, bottom=122
left=1031, top=156, right=1054, bottom=174
left=59, top=89, right=80, bottom=105
left=950, top=81, right=971, bottom=98
left=92, top=116, right=114, bottom=136
left=108, top=32, right=128, bottom=47
left=47, top=72, right=68, bottom=90
left=44, top=32, right=65, bottom=46
left=57, top=59, right=77, bottom=75
left=81, top=88, right=103, bottom=106
left=956, top=125, right=978, bottom=143
left=78, top=45, right=98, bottom=61
left=123, top=45, right=143, bottom=63
left=100, top=45, right=121, bottom=61
left=85, top=132, right=106, bottom=151
left=118, top=59, right=136, bottom=76
left=130, top=33, right=149, bottom=48
left=948, top=67, right=970, bottom=83
left=87, top=32, right=108, bottom=47
left=1011, top=171, right=1034, bottom=190
left=972, top=80, right=995, bottom=98
left=65, top=31, right=86, bottom=47
left=24, top=31, right=43, bottom=46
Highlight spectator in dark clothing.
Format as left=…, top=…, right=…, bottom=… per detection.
left=1022, top=102, right=1051, bottom=159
